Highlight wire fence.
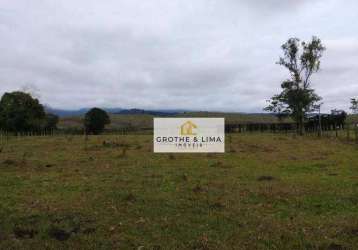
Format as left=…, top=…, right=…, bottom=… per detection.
left=0, top=123, right=358, bottom=143
left=226, top=122, right=358, bottom=143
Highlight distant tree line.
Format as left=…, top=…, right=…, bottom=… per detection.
left=226, top=110, right=348, bottom=134
left=305, top=110, right=347, bottom=132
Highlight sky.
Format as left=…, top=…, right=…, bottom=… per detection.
left=0, top=0, right=357, bottom=112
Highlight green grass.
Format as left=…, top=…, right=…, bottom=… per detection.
left=58, top=112, right=290, bottom=131
left=347, top=114, right=358, bottom=124
left=58, top=113, right=358, bottom=132
left=0, top=134, right=357, bottom=249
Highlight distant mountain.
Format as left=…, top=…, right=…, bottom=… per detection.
left=45, top=107, right=87, bottom=117
left=47, top=107, right=292, bottom=118
left=45, top=107, right=124, bottom=117
left=115, top=109, right=180, bottom=116
left=44, top=107, right=185, bottom=117
left=46, top=107, right=285, bottom=118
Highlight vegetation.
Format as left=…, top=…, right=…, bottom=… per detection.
left=265, top=37, right=325, bottom=135
left=0, top=134, right=357, bottom=249
left=347, top=114, right=358, bottom=125
left=0, top=91, right=58, bottom=133
left=0, top=91, right=46, bottom=132
left=84, top=108, right=111, bottom=135
left=57, top=113, right=291, bottom=133
left=0, top=35, right=357, bottom=250
left=351, top=98, right=358, bottom=114
left=44, top=113, right=60, bottom=131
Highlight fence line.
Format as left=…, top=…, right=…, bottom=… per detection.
left=0, top=123, right=357, bottom=143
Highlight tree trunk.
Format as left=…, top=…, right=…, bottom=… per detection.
left=298, top=114, right=305, bottom=136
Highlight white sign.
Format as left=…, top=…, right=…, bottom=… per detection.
left=154, top=118, right=225, bottom=153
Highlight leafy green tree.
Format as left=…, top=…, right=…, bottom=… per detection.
left=84, top=108, right=110, bottom=135
left=350, top=98, right=358, bottom=114
left=265, top=37, right=325, bottom=135
left=264, top=98, right=289, bottom=122
left=0, top=91, right=46, bottom=132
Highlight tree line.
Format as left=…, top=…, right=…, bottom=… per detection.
left=0, top=91, right=110, bottom=135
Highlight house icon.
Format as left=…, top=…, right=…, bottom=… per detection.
left=180, top=121, right=197, bottom=135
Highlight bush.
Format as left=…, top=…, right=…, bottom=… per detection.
left=84, top=108, right=110, bottom=135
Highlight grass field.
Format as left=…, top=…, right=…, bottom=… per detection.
left=58, top=112, right=291, bottom=131
left=0, top=134, right=357, bottom=249
left=58, top=113, right=358, bottom=132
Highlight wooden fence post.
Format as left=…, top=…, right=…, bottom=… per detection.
left=346, top=124, right=350, bottom=141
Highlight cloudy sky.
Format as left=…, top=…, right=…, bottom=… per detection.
left=0, top=0, right=357, bottom=112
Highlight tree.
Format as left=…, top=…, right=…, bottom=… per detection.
left=350, top=98, right=358, bottom=114
left=265, top=37, right=325, bottom=135
left=84, top=108, right=110, bottom=135
left=44, top=113, right=59, bottom=131
left=264, top=98, right=289, bottom=122
left=0, top=91, right=46, bottom=132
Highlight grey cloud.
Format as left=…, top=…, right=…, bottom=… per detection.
left=242, top=0, right=312, bottom=9
left=0, top=0, right=357, bottom=112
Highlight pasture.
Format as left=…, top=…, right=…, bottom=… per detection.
left=0, top=134, right=357, bottom=249
left=57, top=113, right=292, bottom=131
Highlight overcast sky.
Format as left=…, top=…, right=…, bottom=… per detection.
left=0, top=0, right=357, bottom=112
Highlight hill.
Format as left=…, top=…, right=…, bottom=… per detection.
left=45, top=107, right=125, bottom=117
left=45, top=107, right=187, bottom=118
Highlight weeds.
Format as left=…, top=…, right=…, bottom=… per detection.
left=118, top=146, right=128, bottom=158
left=208, top=160, right=223, bottom=168
left=0, top=134, right=357, bottom=249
